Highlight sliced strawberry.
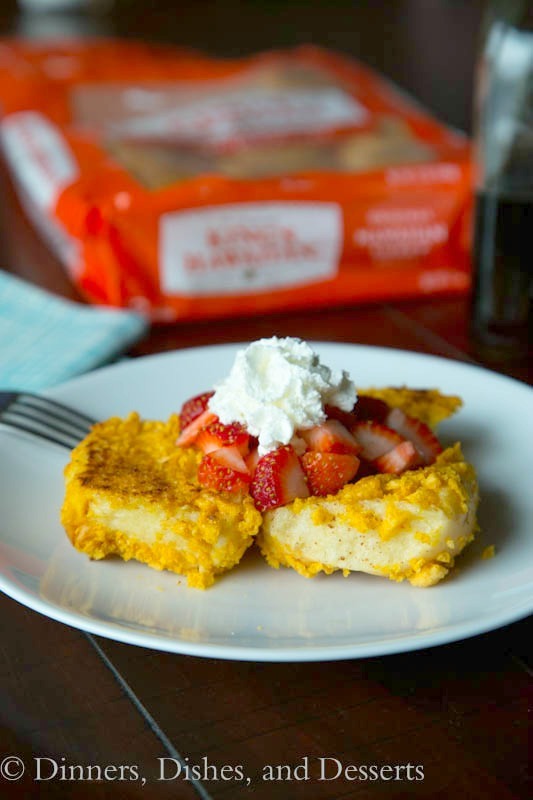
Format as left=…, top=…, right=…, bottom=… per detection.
left=176, top=408, right=218, bottom=447
left=210, top=444, right=250, bottom=474
left=356, top=457, right=379, bottom=479
left=196, top=421, right=250, bottom=456
left=179, top=391, right=214, bottom=428
left=385, top=407, right=443, bottom=465
left=374, top=441, right=419, bottom=474
left=301, top=451, right=360, bottom=496
left=250, top=445, right=309, bottom=512
left=244, top=446, right=260, bottom=474
left=197, top=445, right=250, bottom=493
left=350, top=420, right=406, bottom=461
left=299, top=419, right=360, bottom=454
left=353, top=395, right=390, bottom=423
left=324, top=404, right=358, bottom=429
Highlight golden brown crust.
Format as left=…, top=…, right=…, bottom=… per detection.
left=258, top=446, right=478, bottom=587
left=258, top=389, right=477, bottom=588
left=61, top=413, right=262, bottom=589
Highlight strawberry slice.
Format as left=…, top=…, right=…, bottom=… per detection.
left=250, top=445, right=309, bottom=512
left=374, top=441, right=419, bottom=474
left=197, top=445, right=250, bottom=493
left=350, top=420, right=406, bottom=461
left=179, top=391, right=214, bottom=428
left=196, top=421, right=250, bottom=456
left=245, top=446, right=260, bottom=474
left=299, top=419, right=360, bottom=454
left=385, top=408, right=443, bottom=465
left=176, top=408, right=218, bottom=447
left=210, top=444, right=250, bottom=474
left=353, top=395, right=390, bottom=423
left=301, top=452, right=360, bottom=496
left=356, top=457, right=379, bottom=479
left=324, top=404, right=358, bottom=429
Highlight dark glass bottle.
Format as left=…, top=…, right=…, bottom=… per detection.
left=470, top=0, right=532, bottom=360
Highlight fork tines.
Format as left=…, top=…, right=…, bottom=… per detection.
left=0, top=392, right=96, bottom=449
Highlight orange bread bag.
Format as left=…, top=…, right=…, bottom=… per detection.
left=0, top=40, right=472, bottom=321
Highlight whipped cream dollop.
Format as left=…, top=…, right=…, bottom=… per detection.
left=208, top=337, right=357, bottom=455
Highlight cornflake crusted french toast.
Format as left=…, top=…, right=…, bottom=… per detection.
left=62, top=337, right=479, bottom=588
left=61, top=413, right=262, bottom=589
left=258, top=420, right=478, bottom=588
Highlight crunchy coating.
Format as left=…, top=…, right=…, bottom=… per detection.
left=258, top=389, right=478, bottom=587
left=61, top=413, right=262, bottom=589
left=258, top=445, right=478, bottom=587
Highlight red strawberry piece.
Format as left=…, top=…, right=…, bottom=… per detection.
left=196, top=421, right=250, bottom=456
left=197, top=445, right=250, bottom=493
left=353, top=395, right=390, bottom=423
left=250, top=445, right=309, bottom=512
left=176, top=408, right=218, bottom=447
left=299, top=419, right=360, bottom=454
left=385, top=408, right=443, bottom=465
left=210, top=444, right=250, bottom=474
left=356, top=457, right=379, bottom=479
left=179, top=391, right=214, bottom=429
left=374, top=441, right=419, bottom=474
left=350, top=420, right=406, bottom=461
left=245, top=446, right=260, bottom=474
left=324, top=404, right=358, bottom=429
left=301, top=452, right=360, bottom=497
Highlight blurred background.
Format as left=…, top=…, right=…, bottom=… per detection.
left=4, top=0, right=530, bottom=371
left=2, top=0, right=485, bottom=133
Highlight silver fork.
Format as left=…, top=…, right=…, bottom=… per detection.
left=0, top=391, right=97, bottom=449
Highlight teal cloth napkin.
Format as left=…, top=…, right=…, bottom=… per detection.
left=0, top=272, right=148, bottom=391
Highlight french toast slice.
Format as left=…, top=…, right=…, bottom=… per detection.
left=61, top=413, right=262, bottom=589
left=257, top=389, right=478, bottom=587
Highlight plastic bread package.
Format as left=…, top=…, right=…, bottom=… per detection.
left=0, top=40, right=473, bottom=322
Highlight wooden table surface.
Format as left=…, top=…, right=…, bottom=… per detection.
left=0, top=2, right=531, bottom=799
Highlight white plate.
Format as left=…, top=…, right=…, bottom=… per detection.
left=1, top=343, right=532, bottom=661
